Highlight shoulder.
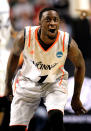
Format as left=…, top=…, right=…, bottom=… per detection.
left=67, top=38, right=85, bottom=67
left=68, top=38, right=83, bottom=61
left=12, top=30, right=25, bottom=55
left=69, top=39, right=79, bottom=52
left=15, top=30, right=24, bottom=40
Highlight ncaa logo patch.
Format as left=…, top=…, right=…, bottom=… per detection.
left=56, top=51, right=63, bottom=58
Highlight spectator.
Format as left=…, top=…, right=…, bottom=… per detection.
left=11, top=0, right=34, bottom=31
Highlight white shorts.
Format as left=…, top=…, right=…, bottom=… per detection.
left=10, top=74, right=68, bottom=126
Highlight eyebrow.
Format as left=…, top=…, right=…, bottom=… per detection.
left=45, top=15, right=59, bottom=18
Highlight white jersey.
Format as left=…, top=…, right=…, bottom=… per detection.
left=20, top=26, right=70, bottom=83
left=10, top=26, right=70, bottom=126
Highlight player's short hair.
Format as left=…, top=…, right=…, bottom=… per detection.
left=39, top=7, right=60, bottom=21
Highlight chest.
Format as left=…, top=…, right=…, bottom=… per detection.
left=24, top=39, right=67, bottom=66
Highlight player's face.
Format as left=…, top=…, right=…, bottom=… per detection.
left=40, top=10, right=60, bottom=39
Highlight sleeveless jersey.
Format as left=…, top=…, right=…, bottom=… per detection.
left=20, top=26, right=70, bottom=83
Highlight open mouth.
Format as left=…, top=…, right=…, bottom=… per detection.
left=49, top=29, right=56, bottom=33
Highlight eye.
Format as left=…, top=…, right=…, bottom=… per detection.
left=45, top=17, right=51, bottom=22
left=54, top=17, right=58, bottom=22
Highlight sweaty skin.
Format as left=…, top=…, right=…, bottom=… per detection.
left=68, top=39, right=87, bottom=115
left=5, top=10, right=87, bottom=115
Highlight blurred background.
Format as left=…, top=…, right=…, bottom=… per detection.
left=0, top=0, right=91, bottom=131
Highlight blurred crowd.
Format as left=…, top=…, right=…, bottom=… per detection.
left=0, top=0, right=91, bottom=130
left=9, top=0, right=53, bottom=30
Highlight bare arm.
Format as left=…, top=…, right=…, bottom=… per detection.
left=5, top=30, right=24, bottom=99
left=68, top=39, right=87, bottom=114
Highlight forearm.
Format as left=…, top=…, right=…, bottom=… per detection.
left=73, top=61, right=85, bottom=99
left=5, top=52, right=20, bottom=88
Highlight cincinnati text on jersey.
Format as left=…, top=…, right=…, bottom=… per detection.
left=33, top=61, right=58, bottom=70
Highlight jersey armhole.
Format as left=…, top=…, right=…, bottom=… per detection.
left=24, top=27, right=26, bottom=44
left=68, top=35, right=72, bottom=51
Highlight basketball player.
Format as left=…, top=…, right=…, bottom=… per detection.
left=5, top=8, right=87, bottom=131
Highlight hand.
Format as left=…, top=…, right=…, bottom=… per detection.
left=5, top=89, right=13, bottom=102
left=5, top=83, right=13, bottom=102
left=71, top=98, right=87, bottom=115
left=76, top=9, right=91, bottom=19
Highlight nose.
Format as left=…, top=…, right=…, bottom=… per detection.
left=50, top=19, right=55, bottom=25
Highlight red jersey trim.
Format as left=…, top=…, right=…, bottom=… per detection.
left=62, top=32, right=65, bottom=52
left=59, top=65, right=64, bottom=86
left=28, top=26, right=31, bottom=47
